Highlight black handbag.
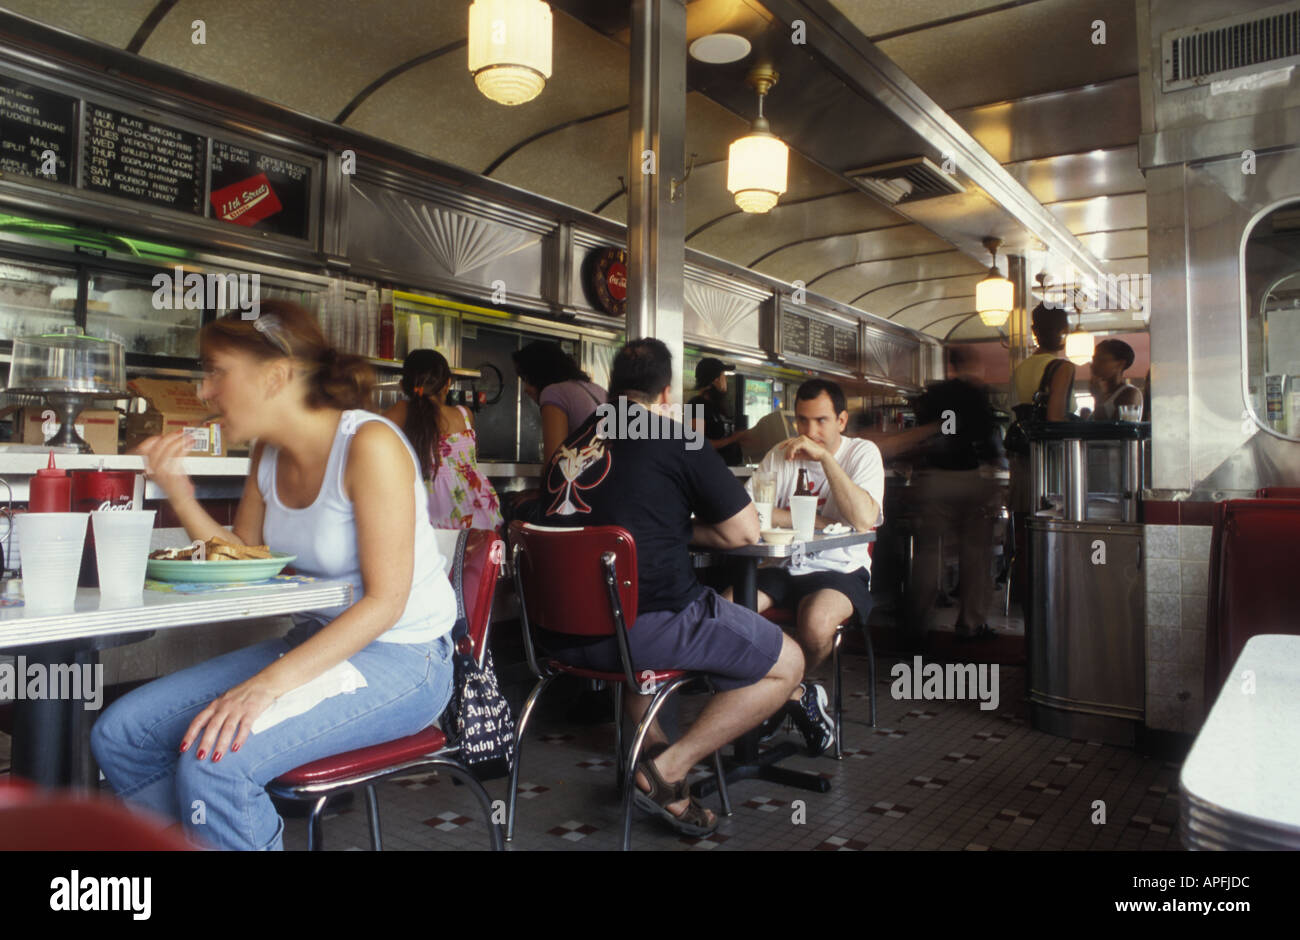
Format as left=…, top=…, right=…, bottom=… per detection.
left=1005, top=359, right=1072, bottom=456
left=442, top=530, right=516, bottom=774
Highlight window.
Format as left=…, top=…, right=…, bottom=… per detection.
left=1243, top=199, right=1300, bottom=437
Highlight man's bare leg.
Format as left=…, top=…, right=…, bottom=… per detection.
left=632, top=634, right=804, bottom=822
left=721, top=586, right=774, bottom=613
left=792, top=589, right=855, bottom=688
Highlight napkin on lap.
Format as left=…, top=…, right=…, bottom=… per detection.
left=251, top=659, right=368, bottom=734
left=822, top=522, right=852, bottom=535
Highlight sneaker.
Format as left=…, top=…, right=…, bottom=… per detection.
left=757, top=709, right=786, bottom=744
left=788, top=682, right=835, bottom=757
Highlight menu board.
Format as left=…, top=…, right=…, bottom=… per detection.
left=0, top=78, right=75, bottom=184
left=209, top=140, right=312, bottom=239
left=809, top=318, right=836, bottom=362
left=782, top=309, right=858, bottom=370
left=783, top=310, right=810, bottom=358
left=832, top=326, right=857, bottom=369
left=83, top=104, right=205, bottom=214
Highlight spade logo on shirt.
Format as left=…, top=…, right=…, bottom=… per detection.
left=546, top=435, right=611, bottom=516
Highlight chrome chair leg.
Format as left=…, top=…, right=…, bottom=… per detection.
left=620, top=677, right=691, bottom=851
left=613, top=681, right=625, bottom=791
left=364, top=784, right=382, bottom=851
left=435, top=760, right=505, bottom=851
left=864, top=620, right=878, bottom=728
left=506, top=673, right=555, bottom=843
left=306, top=795, right=328, bottom=852
left=832, top=627, right=845, bottom=760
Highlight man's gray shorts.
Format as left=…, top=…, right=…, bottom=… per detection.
left=539, top=587, right=784, bottom=691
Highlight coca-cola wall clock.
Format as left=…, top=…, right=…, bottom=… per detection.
left=585, top=246, right=628, bottom=317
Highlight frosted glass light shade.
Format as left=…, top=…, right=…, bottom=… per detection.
left=976, top=270, right=1013, bottom=327
left=1066, top=329, right=1094, bottom=365
left=728, top=132, right=788, bottom=214
left=468, top=0, right=553, bottom=106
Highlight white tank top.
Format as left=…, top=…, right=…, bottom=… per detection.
left=258, top=410, right=456, bottom=644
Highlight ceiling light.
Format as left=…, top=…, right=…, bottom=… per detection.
left=727, top=66, right=788, bottom=214
left=468, top=0, right=553, bottom=106
left=1066, top=329, right=1094, bottom=365
left=975, top=237, right=1013, bottom=327
left=689, top=33, right=751, bottom=64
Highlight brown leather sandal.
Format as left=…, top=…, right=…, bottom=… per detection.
left=632, top=750, right=719, bottom=837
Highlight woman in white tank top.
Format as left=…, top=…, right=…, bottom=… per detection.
left=91, top=301, right=457, bottom=851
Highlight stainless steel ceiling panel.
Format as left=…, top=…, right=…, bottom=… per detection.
left=865, top=272, right=985, bottom=317
left=887, top=295, right=979, bottom=333
left=1047, top=192, right=1148, bottom=233
left=1004, top=147, right=1147, bottom=206
left=1075, top=229, right=1149, bottom=263
left=874, top=0, right=1139, bottom=111
left=827, top=0, right=1027, bottom=38
left=949, top=77, right=1141, bottom=164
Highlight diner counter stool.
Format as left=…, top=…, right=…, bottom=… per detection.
left=266, top=529, right=505, bottom=851
left=507, top=521, right=732, bottom=851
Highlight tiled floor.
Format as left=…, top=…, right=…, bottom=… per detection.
left=0, top=603, right=1185, bottom=851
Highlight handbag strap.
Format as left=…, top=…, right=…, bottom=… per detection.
left=448, top=528, right=471, bottom=653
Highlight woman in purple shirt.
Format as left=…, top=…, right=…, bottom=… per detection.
left=512, top=341, right=607, bottom=465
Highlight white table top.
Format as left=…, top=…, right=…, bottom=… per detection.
left=1180, top=635, right=1300, bottom=840
left=0, top=580, right=353, bottom=649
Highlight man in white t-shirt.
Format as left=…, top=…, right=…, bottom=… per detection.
left=731, top=379, right=884, bottom=756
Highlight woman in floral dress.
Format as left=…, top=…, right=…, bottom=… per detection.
left=384, top=349, right=503, bottom=531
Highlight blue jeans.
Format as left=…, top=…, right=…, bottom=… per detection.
left=91, top=625, right=455, bottom=850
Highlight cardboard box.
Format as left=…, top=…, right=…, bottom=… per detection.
left=125, top=379, right=225, bottom=457
left=18, top=407, right=119, bottom=455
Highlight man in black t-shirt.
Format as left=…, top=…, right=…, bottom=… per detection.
left=902, top=345, right=1005, bottom=645
left=537, top=339, right=803, bottom=836
left=688, top=357, right=750, bottom=466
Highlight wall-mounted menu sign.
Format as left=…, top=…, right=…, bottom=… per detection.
left=83, top=104, right=205, bottom=214
left=209, top=140, right=311, bottom=239
left=0, top=79, right=75, bottom=184
left=782, top=308, right=858, bottom=370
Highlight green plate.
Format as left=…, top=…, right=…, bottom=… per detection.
left=146, top=553, right=297, bottom=584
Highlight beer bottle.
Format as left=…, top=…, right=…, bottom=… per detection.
left=795, top=468, right=812, bottom=496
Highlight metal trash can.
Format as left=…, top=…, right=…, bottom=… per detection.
left=1025, top=422, right=1149, bottom=746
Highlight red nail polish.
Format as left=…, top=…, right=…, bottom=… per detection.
left=212, top=752, right=222, bottom=763
left=232, top=743, right=240, bottom=753
left=196, top=749, right=206, bottom=760
left=179, top=741, right=189, bottom=753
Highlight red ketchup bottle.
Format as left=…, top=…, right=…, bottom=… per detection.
left=29, top=452, right=71, bottom=512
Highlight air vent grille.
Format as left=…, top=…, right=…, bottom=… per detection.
left=845, top=157, right=964, bottom=205
left=1163, top=1, right=1300, bottom=90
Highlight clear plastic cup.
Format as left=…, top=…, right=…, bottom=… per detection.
left=789, top=495, right=818, bottom=541
left=1118, top=404, right=1143, bottom=422
left=752, top=471, right=776, bottom=505
left=91, top=510, right=156, bottom=600
left=754, top=500, right=774, bottom=530
left=17, top=512, right=89, bottom=611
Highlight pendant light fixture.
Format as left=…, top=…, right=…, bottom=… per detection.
left=975, top=237, right=1014, bottom=327
left=727, top=66, right=788, bottom=214
left=1065, top=303, right=1094, bottom=365
left=468, top=0, right=553, bottom=106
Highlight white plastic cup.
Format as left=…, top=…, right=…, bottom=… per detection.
left=789, top=495, right=818, bottom=541
left=17, top=513, right=89, bottom=612
left=91, top=510, right=156, bottom=600
left=754, top=500, right=773, bottom=531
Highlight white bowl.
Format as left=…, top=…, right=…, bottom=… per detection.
left=761, top=528, right=796, bottom=545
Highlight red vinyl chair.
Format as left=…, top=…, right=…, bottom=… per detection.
left=1255, top=487, right=1300, bottom=498
left=0, top=780, right=196, bottom=850
left=506, top=521, right=732, bottom=851
left=1205, top=499, right=1300, bottom=704
left=760, top=542, right=877, bottom=760
left=266, top=529, right=504, bottom=851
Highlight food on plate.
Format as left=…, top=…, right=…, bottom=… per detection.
left=149, top=535, right=273, bottom=561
